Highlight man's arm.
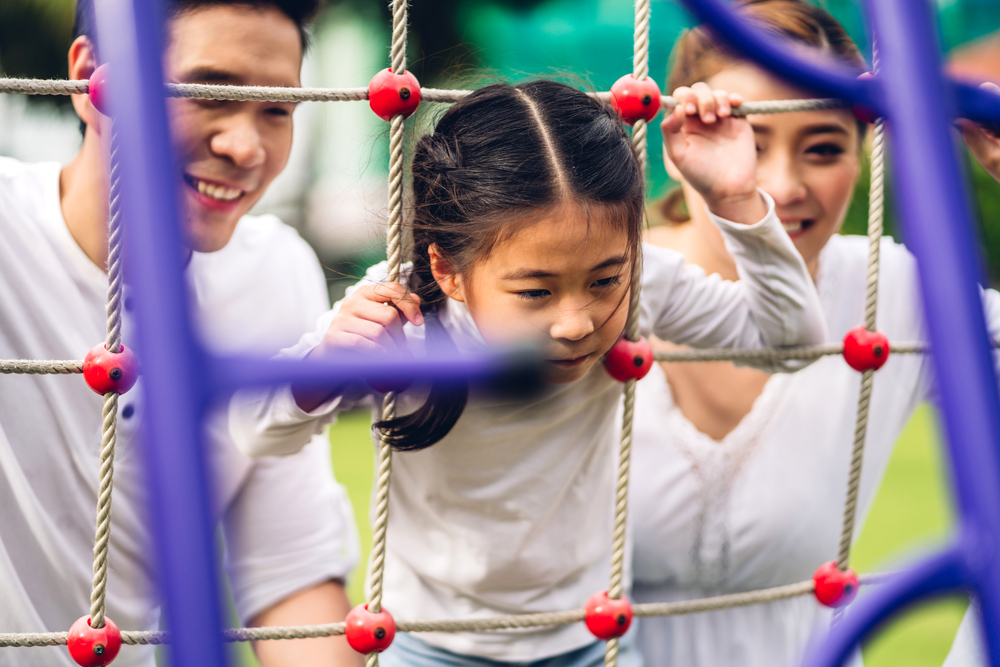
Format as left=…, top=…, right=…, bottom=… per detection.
left=250, top=580, right=362, bottom=667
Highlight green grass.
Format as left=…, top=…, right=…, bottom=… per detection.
left=319, top=403, right=967, bottom=666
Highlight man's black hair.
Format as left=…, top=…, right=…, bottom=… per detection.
left=73, top=0, right=320, bottom=57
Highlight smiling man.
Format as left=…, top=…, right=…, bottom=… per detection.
left=0, top=2, right=362, bottom=667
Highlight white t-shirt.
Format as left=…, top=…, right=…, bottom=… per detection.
left=229, top=192, right=827, bottom=661
left=628, top=234, right=1000, bottom=667
left=0, top=157, right=358, bottom=667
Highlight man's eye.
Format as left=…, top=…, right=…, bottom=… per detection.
left=593, top=276, right=621, bottom=289
left=517, top=289, right=550, bottom=301
left=266, top=107, right=291, bottom=117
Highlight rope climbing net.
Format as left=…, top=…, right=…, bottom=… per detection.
left=0, top=0, right=968, bottom=665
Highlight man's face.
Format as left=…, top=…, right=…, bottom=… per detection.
left=164, top=5, right=302, bottom=253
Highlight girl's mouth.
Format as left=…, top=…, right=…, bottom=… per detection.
left=549, top=354, right=591, bottom=368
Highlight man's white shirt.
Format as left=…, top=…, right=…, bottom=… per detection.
left=0, top=157, right=358, bottom=667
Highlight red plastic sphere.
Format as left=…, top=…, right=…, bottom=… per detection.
left=368, top=68, right=422, bottom=121
left=604, top=336, right=654, bottom=382
left=851, top=72, right=879, bottom=124
left=67, top=616, right=122, bottom=667
left=344, top=604, right=396, bottom=654
left=584, top=591, right=633, bottom=640
left=812, top=561, right=860, bottom=608
left=83, top=343, right=139, bottom=396
left=88, top=64, right=111, bottom=117
left=610, top=74, right=662, bottom=125
left=842, top=326, right=890, bottom=372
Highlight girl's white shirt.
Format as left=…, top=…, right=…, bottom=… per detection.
left=629, top=233, right=1000, bottom=667
left=229, top=191, right=828, bottom=661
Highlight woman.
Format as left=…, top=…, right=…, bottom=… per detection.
left=629, top=1, right=1000, bottom=665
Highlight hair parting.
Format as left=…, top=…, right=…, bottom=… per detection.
left=374, top=80, right=645, bottom=451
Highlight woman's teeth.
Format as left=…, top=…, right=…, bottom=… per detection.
left=192, top=178, right=243, bottom=202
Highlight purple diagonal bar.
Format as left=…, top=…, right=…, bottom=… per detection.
left=673, top=0, right=1000, bottom=665
left=93, top=0, right=228, bottom=665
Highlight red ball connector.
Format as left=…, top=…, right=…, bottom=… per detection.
left=842, top=325, right=890, bottom=372
left=344, top=604, right=396, bottom=654
left=604, top=336, right=654, bottom=382
left=67, top=616, right=121, bottom=667
left=83, top=343, right=139, bottom=396
left=812, top=561, right=860, bottom=608
left=610, top=74, right=662, bottom=125
left=369, top=68, right=422, bottom=121
left=88, top=64, right=111, bottom=117
left=584, top=591, right=633, bottom=640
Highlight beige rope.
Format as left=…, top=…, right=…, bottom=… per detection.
left=633, top=581, right=815, bottom=616
left=0, top=360, right=84, bottom=374
left=836, top=118, right=886, bottom=571
left=88, top=124, right=127, bottom=630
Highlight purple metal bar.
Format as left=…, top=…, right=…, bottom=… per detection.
left=93, top=0, right=228, bottom=665
left=671, top=0, right=1000, bottom=665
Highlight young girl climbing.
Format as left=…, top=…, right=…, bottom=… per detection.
left=230, top=79, right=826, bottom=666
left=628, top=1, right=1000, bottom=665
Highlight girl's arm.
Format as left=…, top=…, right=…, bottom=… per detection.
left=229, top=264, right=422, bottom=458
left=644, top=84, right=827, bottom=370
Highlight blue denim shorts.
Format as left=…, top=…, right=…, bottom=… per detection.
left=378, top=623, right=643, bottom=667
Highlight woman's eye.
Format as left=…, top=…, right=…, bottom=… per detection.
left=593, top=276, right=621, bottom=289
left=517, top=289, right=550, bottom=301
left=806, top=143, right=845, bottom=158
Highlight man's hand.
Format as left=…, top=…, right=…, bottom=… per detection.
left=250, top=580, right=363, bottom=667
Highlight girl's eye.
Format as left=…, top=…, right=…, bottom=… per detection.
left=593, top=276, right=621, bottom=289
left=517, top=289, right=550, bottom=301
left=806, top=143, right=845, bottom=158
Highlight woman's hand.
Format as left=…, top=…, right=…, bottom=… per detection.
left=662, top=83, right=767, bottom=224
left=957, top=82, right=1000, bottom=183
left=293, top=282, right=423, bottom=412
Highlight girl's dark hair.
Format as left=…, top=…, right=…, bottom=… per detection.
left=375, top=80, right=645, bottom=451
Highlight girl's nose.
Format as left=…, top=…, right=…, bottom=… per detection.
left=550, top=306, right=596, bottom=342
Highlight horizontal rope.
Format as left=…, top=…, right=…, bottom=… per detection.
left=0, top=570, right=896, bottom=646
left=654, top=341, right=935, bottom=364
left=0, top=360, right=84, bottom=375
left=0, top=78, right=844, bottom=116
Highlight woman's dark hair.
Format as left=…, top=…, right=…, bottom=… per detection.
left=375, top=80, right=645, bottom=451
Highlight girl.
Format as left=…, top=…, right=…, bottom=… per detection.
left=629, top=2, right=1000, bottom=665
left=231, top=79, right=826, bottom=666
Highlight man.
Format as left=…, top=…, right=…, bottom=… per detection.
left=0, top=1, right=362, bottom=665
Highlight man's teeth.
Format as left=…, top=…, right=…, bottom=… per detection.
left=193, top=178, right=243, bottom=202
left=782, top=221, right=804, bottom=233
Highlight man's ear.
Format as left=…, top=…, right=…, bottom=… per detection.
left=662, top=139, right=683, bottom=181
left=429, top=244, right=465, bottom=303
left=68, top=36, right=102, bottom=132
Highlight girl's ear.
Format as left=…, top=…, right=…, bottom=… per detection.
left=429, top=244, right=466, bottom=303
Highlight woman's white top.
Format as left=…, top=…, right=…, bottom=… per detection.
left=230, top=192, right=827, bottom=661
left=629, top=233, right=1000, bottom=667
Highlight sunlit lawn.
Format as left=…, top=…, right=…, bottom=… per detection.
left=236, top=402, right=967, bottom=666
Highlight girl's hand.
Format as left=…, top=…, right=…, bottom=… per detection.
left=662, top=83, right=766, bottom=224
left=957, top=82, right=1000, bottom=183
left=294, top=283, right=422, bottom=412
left=314, top=282, right=423, bottom=357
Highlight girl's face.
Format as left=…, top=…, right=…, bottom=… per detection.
left=679, top=64, right=862, bottom=273
left=435, top=202, right=632, bottom=384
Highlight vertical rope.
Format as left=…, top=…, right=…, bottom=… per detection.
left=606, top=1, right=651, bottom=665
left=365, top=3, right=408, bottom=665
left=836, top=45, right=885, bottom=571
left=90, top=124, right=126, bottom=629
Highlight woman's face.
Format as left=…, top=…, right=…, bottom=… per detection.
left=681, top=63, right=863, bottom=273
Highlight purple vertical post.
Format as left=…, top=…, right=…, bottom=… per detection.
left=93, top=0, right=228, bottom=665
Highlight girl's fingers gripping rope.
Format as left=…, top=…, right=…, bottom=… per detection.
left=321, top=283, right=423, bottom=355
